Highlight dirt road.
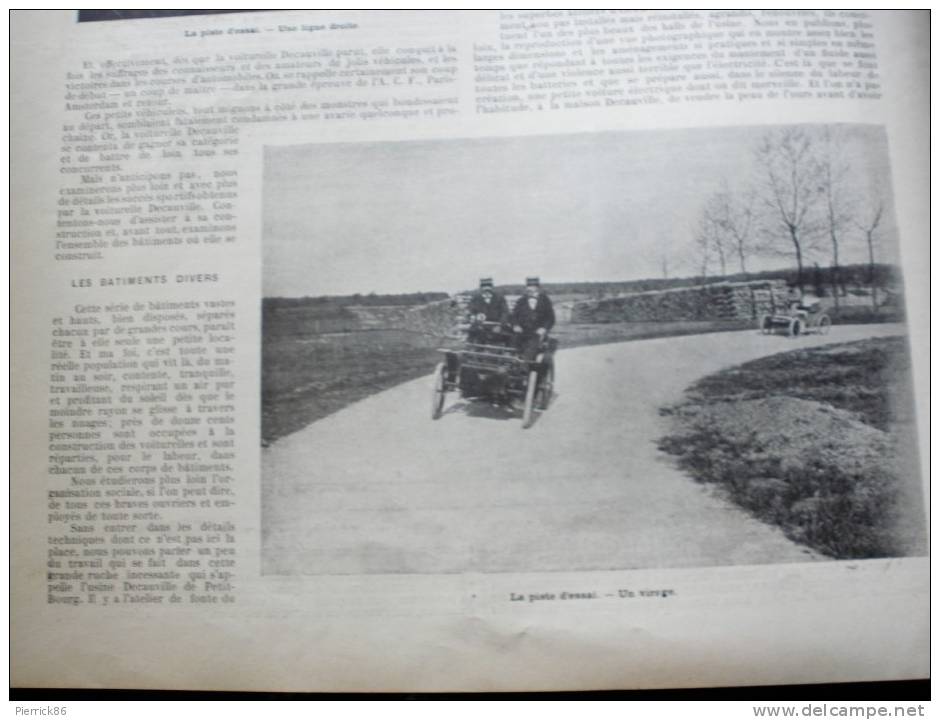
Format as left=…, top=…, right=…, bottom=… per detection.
left=262, top=324, right=905, bottom=575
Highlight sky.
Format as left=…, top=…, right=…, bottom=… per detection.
left=262, top=124, right=898, bottom=297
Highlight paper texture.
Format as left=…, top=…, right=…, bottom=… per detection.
left=11, top=10, right=928, bottom=692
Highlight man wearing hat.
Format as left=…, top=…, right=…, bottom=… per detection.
left=511, top=276, right=555, bottom=361
left=466, top=277, right=509, bottom=344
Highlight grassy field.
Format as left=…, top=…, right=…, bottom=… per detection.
left=819, top=303, right=905, bottom=326
left=262, top=326, right=445, bottom=445
left=658, top=336, right=925, bottom=559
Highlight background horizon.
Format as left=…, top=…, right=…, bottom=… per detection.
left=263, top=124, right=899, bottom=298
left=261, top=260, right=904, bottom=300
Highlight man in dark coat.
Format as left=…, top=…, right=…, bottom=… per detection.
left=466, top=277, right=509, bottom=344
left=511, top=276, right=555, bottom=361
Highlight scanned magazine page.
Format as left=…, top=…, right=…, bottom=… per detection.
left=11, top=10, right=928, bottom=691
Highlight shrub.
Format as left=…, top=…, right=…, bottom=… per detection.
left=658, top=417, right=904, bottom=559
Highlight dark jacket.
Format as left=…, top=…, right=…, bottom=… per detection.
left=511, top=292, right=555, bottom=334
left=468, top=291, right=509, bottom=324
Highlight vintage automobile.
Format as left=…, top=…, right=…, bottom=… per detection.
left=430, top=321, right=556, bottom=429
left=760, top=297, right=832, bottom=337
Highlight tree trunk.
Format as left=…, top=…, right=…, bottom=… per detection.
left=868, top=230, right=878, bottom=312
left=830, top=229, right=841, bottom=310
left=790, top=225, right=803, bottom=291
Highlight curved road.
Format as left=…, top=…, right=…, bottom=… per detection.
left=262, top=324, right=904, bottom=575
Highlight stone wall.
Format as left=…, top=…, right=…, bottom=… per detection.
left=570, top=280, right=789, bottom=324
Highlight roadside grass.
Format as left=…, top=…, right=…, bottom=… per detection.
left=658, top=336, right=922, bottom=559
left=684, top=336, right=908, bottom=429
left=825, top=305, right=904, bottom=326
left=658, top=424, right=903, bottom=559
left=262, top=328, right=442, bottom=444
left=554, top=319, right=754, bottom=347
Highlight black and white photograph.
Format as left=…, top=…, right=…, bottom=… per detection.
left=260, top=125, right=925, bottom=576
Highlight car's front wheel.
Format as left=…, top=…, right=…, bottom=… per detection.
left=537, top=363, right=554, bottom=411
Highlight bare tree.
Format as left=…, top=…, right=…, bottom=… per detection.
left=727, top=189, right=757, bottom=275
left=754, top=127, right=822, bottom=291
left=818, top=127, right=854, bottom=310
left=707, top=182, right=758, bottom=275
left=698, top=194, right=731, bottom=277
left=645, top=245, right=671, bottom=280
left=710, top=222, right=728, bottom=278
left=856, top=199, right=884, bottom=311
left=693, top=207, right=725, bottom=280
left=691, top=219, right=712, bottom=283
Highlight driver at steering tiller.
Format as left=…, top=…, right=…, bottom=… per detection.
left=467, top=277, right=509, bottom=344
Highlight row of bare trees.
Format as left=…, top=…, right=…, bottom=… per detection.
left=690, top=126, right=888, bottom=310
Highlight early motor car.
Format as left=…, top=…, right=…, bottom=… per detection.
left=431, top=321, right=555, bottom=428
left=760, top=297, right=832, bottom=337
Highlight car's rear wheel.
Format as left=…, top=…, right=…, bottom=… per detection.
left=818, top=314, right=831, bottom=335
left=788, top=317, right=803, bottom=337
left=522, top=369, right=539, bottom=429
left=759, top=315, right=773, bottom=334
left=431, top=362, right=446, bottom=420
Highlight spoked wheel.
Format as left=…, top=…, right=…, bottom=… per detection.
left=788, top=317, right=803, bottom=337
left=536, top=363, right=554, bottom=410
left=818, top=314, right=831, bottom=335
left=521, top=369, right=539, bottom=429
left=759, top=315, right=773, bottom=335
left=430, top=362, right=446, bottom=420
